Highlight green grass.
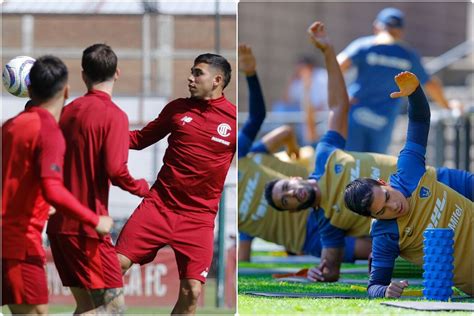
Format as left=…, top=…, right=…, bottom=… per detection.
left=238, top=258, right=472, bottom=315
left=239, top=295, right=471, bottom=315
left=239, top=261, right=364, bottom=270
left=2, top=305, right=234, bottom=315
left=2, top=279, right=235, bottom=315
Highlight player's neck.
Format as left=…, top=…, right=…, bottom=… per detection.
left=40, top=100, right=64, bottom=122
left=89, top=81, right=114, bottom=97
left=202, top=89, right=224, bottom=101
left=375, top=31, right=399, bottom=44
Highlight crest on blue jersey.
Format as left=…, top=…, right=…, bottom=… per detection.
left=334, top=164, right=343, bottom=174
left=420, top=186, right=431, bottom=198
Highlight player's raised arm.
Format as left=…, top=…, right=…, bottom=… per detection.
left=260, top=125, right=300, bottom=159
left=238, top=44, right=266, bottom=158
left=307, top=21, right=349, bottom=139
left=239, top=44, right=257, bottom=77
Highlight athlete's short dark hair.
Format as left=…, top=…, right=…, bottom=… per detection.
left=82, top=43, right=117, bottom=84
left=264, top=179, right=285, bottom=211
left=344, top=178, right=381, bottom=217
left=29, top=55, right=68, bottom=102
left=194, top=53, right=232, bottom=89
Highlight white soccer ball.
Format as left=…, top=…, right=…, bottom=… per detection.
left=2, top=56, right=36, bottom=98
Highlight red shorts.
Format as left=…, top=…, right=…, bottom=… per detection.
left=48, top=234, right=123, bottom=289
left=116, top=197, right=215, bottom=283
left=2, top=256, right=48, bottom=305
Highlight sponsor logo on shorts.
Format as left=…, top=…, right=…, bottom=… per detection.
left=334, top=164, right=343, bottom=174
left=217, top=123, right=231, bottom=137
left=200, top=268, right=209, bottom=278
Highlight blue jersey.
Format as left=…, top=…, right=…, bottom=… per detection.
left=341, top=36, right=431, bottom=153
left=342, top=35, right=430, bottom=113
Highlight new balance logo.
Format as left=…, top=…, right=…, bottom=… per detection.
left=181, top=116, right=193, bottom=125
left=200, top=268, right=209, bottom=278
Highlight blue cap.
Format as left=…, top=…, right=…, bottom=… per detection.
left=376, top=7, right=405, bottom=29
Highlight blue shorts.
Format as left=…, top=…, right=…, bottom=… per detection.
left=303, top=211, right=357, bottom=263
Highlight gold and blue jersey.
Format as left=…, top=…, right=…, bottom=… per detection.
left=238, top=144, right=399, bottom=251
left=238, top=153, right=311, bottom=253
left=315, top=149, right=398, bottom=238
left=395, top=169, right=473, bottom=295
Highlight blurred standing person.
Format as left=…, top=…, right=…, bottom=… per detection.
left=338, top=7, right=459, bottom=153
left=47, top=44, right=149, bottom=314
left=274, top=56, right=328, bottom=146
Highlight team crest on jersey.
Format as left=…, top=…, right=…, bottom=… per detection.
left=334, top=164, right=343, bottom=174
left=420, top=186, right=431, bottom=198
left=181, top=116, right=193, bottom=125
left=217, top=123, right=231, bottom=137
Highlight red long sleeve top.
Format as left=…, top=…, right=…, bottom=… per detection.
left=130, top=95, right=236, bottom=223
left=47, top=90, right=148, bottom=238
left=2, top=107, right=98, bottom=259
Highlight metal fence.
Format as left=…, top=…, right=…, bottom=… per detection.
left=238, top=109, right=474, bottom=172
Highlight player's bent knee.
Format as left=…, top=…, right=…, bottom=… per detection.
left=36, top=304, right=48, bottom=315
left=180, top=279, right=202, bottom=302
left=105, top=295, right=125, bottom=314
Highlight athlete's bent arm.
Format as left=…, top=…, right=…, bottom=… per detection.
left=260, top=125, right=300, bottom=158
left=308, top=247, right=343, bottom=282
left=367, top=233, right=404, bottom=298
left=389, top=72, right=430, bottom=193
left=307, top=21, right=350, bottom=139
left=105, top=111, right=149, bottom=197
left=129, top=102, right=176, bottom=150
left=41, top=178, right=112, bottom=235
left=238, top=44, right=266, bottom=158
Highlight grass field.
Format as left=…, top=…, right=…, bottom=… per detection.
left=1, top=305, right=234, bottom=315
left=1, top=279, right=235, bottom=315
left=238, top=258, right=473, bottom=315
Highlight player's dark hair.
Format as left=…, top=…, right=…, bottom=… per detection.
left=29, top=55, right=68, bottom=102
left=82, top=43, right=117, bottom=84
left=194, top=53, right=232, bottom=89
left=344, top=178, right=381, bottom=217
left=264, top=179, right=285, bottom=211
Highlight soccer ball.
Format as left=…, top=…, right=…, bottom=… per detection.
left=2, top=56, right=36, bottom=98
